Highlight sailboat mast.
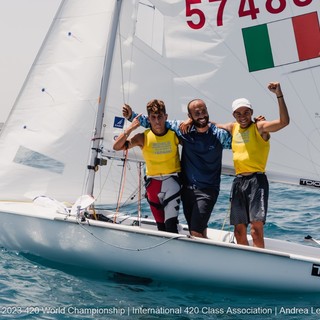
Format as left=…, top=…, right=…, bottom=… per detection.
left=86, top=0, right=123, bottom=196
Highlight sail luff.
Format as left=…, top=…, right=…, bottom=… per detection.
left=86, top=0, right=123, bottom=196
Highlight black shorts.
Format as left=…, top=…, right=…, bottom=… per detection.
left=181, top=187, right=219, bottom=233
left=230, top=173, right=269, bottom=225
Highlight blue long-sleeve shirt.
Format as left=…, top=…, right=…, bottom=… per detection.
left=128, top=112, right=231, bottom=191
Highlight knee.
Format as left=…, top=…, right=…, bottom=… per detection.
left=234, top=225, right=249, bottom=245
left=234, top=225, right=246, bottom=238
left=250, top=224, right=263, bottom=240
left=250, top=222, right=265, bottom=248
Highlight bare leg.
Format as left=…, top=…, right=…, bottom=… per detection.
left=191, top=229, right=208, bottom=238
left=234, top=224, right=249, bottom=245
left=250, top=221, right=265, bottom=248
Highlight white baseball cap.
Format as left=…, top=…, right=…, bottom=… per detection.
left=232, top=98, right=252, bottom=112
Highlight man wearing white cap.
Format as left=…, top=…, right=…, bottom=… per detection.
left=219, top=82, right=289, bottom=248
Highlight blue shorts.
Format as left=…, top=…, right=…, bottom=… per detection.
left=181, top=187, right=219, bottom=233
left=230, top=173, right=269, bottom=225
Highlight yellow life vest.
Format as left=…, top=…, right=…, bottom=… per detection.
left=142, top=129, right=181, bottom=176
left=232, top=122, right=270, bottom=175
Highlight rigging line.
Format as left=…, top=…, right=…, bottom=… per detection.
left=284, top=74, right=320, bottom=166
left=220, top=202, right=230, bottom=233
left=115, top=149, right=129, bottom=221
left=309, top=67, right=320, bottom=124
left=219, top=191, right=234, bottom=243
left=117, top=159, right=142, bottom=207
left=95, top=163, right=143, bottom=209
left=273, top=146, right=320, bottom=175
left=139, top=1, right=155, bottom=9
left=98, top=158, right=143, bottom=210
left=94, top=157, right=117, bottom=203
left=75, top=217, right=185, bottom=251
left=268, top=135, right=320, bottom=170
left=310, top=65, right=320, bottom=132
left=137, top=162, right=143, bottom=222
left=287, top=64, right=320, bottom=74
left=286, top=70, right=320, bottom=132
left=249, top=65, right=320, bottom=176
left=118, top=187, right=140, bottom=208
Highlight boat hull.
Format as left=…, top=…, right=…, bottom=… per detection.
left=0, top=202, right=320, bottom=292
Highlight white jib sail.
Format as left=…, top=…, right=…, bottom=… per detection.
left=0, top=1, right=118, bottom=202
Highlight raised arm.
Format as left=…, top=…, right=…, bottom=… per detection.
left=122, top=103, right=183, bottom=135
left=257, top=82, right=290, bottom=134
left=113, top=114, right=144, bottom=151
left=122, top=104, right=150, bottom=128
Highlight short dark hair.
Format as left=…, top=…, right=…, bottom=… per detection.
left=146, top=99, right=166, bottom=115
left=187, top=99, right=205, bottom=113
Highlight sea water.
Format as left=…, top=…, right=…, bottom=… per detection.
left=0, top=176, right=319, bottom=320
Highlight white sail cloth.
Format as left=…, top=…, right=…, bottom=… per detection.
left=0, top=0, right=319, bottom=205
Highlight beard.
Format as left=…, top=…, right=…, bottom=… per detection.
left=192, top=116, right=209, bottom=128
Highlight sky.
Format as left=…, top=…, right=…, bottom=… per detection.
left=0, top=0, right=61, bottom=123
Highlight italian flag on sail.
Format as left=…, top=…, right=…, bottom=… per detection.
left=242, top=12, right=320, bottom=72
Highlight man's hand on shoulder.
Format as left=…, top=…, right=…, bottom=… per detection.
left=254, top=115, right=266, bottom=122
left=179, top=118, right=193, bottom=134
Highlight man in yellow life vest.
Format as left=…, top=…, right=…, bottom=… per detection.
left=113, top=99, right=181, bottom=233
left=218, top=82, right=290, bottom=248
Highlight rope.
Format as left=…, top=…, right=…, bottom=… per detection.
left=114, top=149, right=128, bottom=222
left=220, top=192, right=235, bottom=243
left=137, top=162, right=142, bottom=224
left=219, top=204, right=234, bottom=243
left=221, top=201, right=231, bottom=232
left=75, top=217, right=185, bottom=251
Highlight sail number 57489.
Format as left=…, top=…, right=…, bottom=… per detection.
left=186, top=0, right=313, bottom=29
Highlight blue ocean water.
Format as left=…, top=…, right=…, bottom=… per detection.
left=0, top=176, right=319, bottom=320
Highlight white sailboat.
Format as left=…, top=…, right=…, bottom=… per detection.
left=0, top=0, right=320, bottom=292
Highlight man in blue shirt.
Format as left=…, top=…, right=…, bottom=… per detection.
left=123, top=99, right=231, bottom=238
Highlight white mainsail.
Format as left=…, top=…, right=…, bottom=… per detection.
left=106, top=0, right=320, bottom=198
left=0, top=0, right=319, bottom=206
